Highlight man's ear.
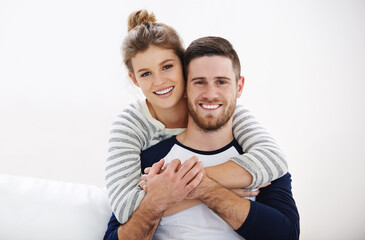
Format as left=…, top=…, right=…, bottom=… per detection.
left=128, top=72, right=139, bottom=87
left=236, top=76, right=245, bottom=98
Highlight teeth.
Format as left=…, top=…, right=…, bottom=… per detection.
left=201, top=104, right=220, bottom=110
left=155, top=87, right=174, bottom=95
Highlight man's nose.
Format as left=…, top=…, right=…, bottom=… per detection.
left=201, top=83, right=219, bottom=100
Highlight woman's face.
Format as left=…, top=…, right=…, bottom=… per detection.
left=129, top=45, right=185, bottom=111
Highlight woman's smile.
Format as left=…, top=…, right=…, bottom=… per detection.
left=154, top=86, right=174, bottom=96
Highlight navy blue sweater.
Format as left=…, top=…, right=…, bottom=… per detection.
left=104, top=137, right=299, bottom=240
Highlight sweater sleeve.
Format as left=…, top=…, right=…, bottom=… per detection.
left=235, top=173, right=300, bottom=240
left=105, top=104, right=150, bottom=224
left=231, top=104, right=288, bottom=189
left=105, top=101, right=184, bottom=224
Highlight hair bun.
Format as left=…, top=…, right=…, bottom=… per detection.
left=127, top=10, right=157, bottom=32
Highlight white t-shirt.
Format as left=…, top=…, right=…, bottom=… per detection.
left=153, top=137, right=254, bottom=240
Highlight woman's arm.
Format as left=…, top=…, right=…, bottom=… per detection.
left=106, top=101, right=184, bottom=223
left=205, top=161, right=252, bottom=189
left=105, top=106, right=147, bottom=224
left=230, top=105, right=288, bottom=189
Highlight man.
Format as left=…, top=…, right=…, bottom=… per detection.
left=104, top=36, right=299, bottom=240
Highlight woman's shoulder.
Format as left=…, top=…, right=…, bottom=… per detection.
left=233, top=104, right=252, bottom=118
left=113, top=99, right=165, bottom=130
left=116, top=99, right=148, bottom=119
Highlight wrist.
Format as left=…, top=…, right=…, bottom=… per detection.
left=139, top=193, right=165, bottom=221
left=194, top=176, right=220, bottom=201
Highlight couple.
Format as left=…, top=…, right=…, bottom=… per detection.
left=104, top=10, right=299, bottom=240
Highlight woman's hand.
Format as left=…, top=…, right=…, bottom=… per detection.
left=231, top=182, right=271, bottom=198
left=139, top=158, right=167, bottom=192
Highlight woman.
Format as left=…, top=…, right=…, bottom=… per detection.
left=105, top=9, right=288, bottom=224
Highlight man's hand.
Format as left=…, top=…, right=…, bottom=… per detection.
left=187, top=169, right=216, bottom=200
left=142, top=156, right=204, bottom=213
left=117, top=156, right=204, bottom=240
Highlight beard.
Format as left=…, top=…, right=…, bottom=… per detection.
left=187, top=97, right=236, bottom=132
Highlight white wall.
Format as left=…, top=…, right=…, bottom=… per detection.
left=1, top=0, right=364, bottom=239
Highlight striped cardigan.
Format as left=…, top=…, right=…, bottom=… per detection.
left=105, top=99, right=287, bottom=223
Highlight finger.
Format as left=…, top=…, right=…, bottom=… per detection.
left=144, top=167, right=151, bottom=174
left=164, top=159, right=181, bottom=173
left=159, top=166, right=166, bottom=174
left=141, top=174, right=147, bottom=181
left=181, top=161, right=204, bottom=185
left=176, top=156, right=199, bottom=179
left=139, top=180, right=146, bottom=190
left=258, top=182, right=271, bottom=189
left=163, top=163, right=169, bottom=171
left=149, top=159, right=165, bottom=176
left=184, top=170, right=204, bottom=193
left=231, top=189, right=259, bottom=198
left=140, top=180, right=149, bottom=192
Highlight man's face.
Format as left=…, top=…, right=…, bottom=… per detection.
left=186, top=56, right=244, bottom=131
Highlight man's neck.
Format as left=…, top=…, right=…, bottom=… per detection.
left=177, top=116, right=234, bottom=151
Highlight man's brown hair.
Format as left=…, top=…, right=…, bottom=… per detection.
left=183, top=36, right=241, bottom=81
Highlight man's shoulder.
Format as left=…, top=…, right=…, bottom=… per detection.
left=231, top=139, right=244, bottom=154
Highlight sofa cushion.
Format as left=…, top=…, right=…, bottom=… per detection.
left=0, top=173, right=112, bottom=240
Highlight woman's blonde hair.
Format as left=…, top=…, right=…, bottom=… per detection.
left=122, top=10, right=184, bottom=74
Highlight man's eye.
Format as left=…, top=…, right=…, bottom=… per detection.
left=141, top=72, right=151, bottom=77
left=195, top=81, right=205, bottom=85
left=217, top=80, right=227, bottom=85
left=163, top=64, right=173, bottom=70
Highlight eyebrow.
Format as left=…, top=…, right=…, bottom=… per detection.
left=191, top=77, right=206, bottom=81
left=136, top=59, right=175, bottom=74
left=159, top=59, right=175, bottom=66
left=191, top=76, right=232, bottom=81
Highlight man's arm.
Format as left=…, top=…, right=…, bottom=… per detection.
left=104, top=158, right=204, bottom=240
left=191, top=172, right=300, bottom=240
left=143, top=161, right=254, bottom=191
left=190, top=172, right=251, bottom=229
left=141, top=160, right=259, bottom=217
left=104, top=195, right=162, bottom=240
left=116, top=194, right=163, bottom=240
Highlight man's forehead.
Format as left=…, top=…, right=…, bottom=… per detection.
left=187, top=55, right=235, bottom=79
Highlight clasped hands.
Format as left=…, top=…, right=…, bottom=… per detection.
left=139, top=157, right=266, bottom=216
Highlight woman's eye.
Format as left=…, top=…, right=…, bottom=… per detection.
left=163, top=64, right=173, bottom=70
left=141, top=72, right=151, bottom=77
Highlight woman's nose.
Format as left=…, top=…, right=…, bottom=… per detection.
left=153, top=73, right=166, bottom=86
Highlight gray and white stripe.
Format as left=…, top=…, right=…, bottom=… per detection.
left=105, top=100, right=288, bottom=223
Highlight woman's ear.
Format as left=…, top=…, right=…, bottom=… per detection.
left=236, top=76, right=245, bottom=98
left=128, top=72, right=139, bottom=87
